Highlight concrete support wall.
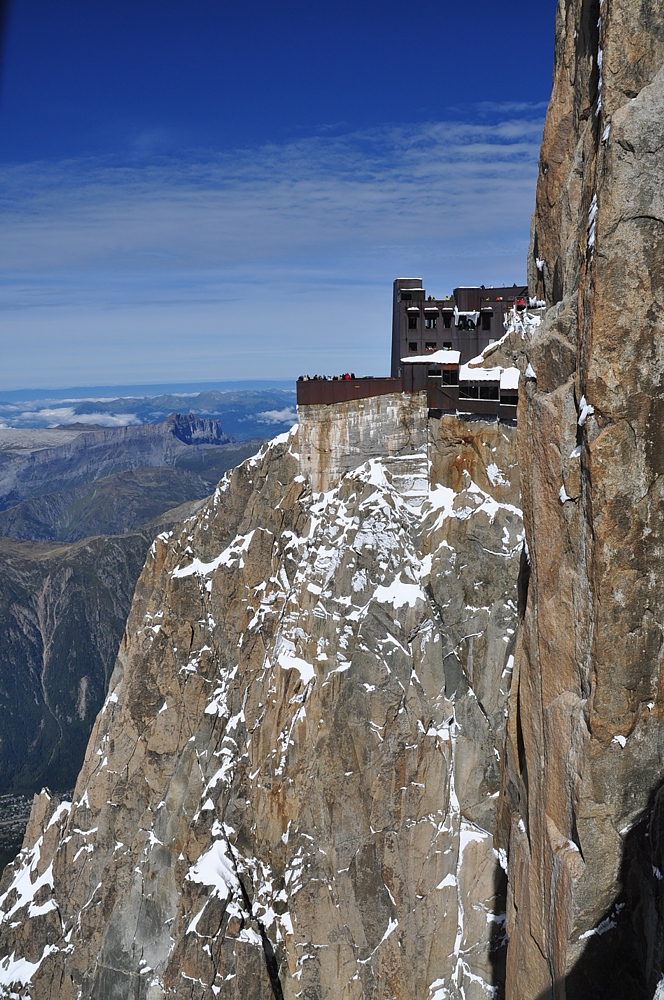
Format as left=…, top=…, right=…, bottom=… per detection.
left=298, top=392, right=428, bottom=492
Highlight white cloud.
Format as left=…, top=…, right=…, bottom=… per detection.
left=256, top=407, right=298, bottom=425
left=0, top=111, right=544, bottom=388
left=59, top=412, right=142, bottom=427
left=15, top=407, right=142, bottom=428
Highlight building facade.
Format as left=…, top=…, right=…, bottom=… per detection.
left=391, top=278, right=528, bottom=377
left=297, top=275, right=534, bottom=422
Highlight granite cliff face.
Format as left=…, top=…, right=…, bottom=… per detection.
left=501, top=2, right=664, bottom=997
left=0, top=412, right=522, bottom=999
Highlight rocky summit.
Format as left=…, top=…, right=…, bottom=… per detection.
left=0, top=412, right=522, bottom=999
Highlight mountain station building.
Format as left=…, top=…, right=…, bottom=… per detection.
left=390, top=278, right=528, bottom=377
left=296, top=275, right=536, bottom=422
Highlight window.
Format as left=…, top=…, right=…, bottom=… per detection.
left=425, top=316, right=437, bottom=329
left=443, top=314, right=452, bottom=329
left=457, top=315, right=476, bottom=331
left=425, top=342, right=436, bottom=351
left=501, top=393, right=518, bottom=406
left=400, top=291, right=412, bottom=301
left=479, top=385, right=500, bottom=400
left=481, top=312, right=492, bottom=331
left=442, top=369, right=459, bottom=385
left=408, top=314, right=418, bottom=330
left=408, top=342, right=418, bottom=352
left=442, top=342, right=453, bottom=350
left=458, top=384, right=480, bottom=399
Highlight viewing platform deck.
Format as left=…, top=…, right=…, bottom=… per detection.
left=297, top=375, right=518, bottom=421
left=296, top=377, right=403, bottom=406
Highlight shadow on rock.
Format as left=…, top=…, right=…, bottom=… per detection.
left=537, top=782, right=664, bottom=1000
left=490, top=861, right=509, bottom=998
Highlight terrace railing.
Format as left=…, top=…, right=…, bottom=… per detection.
left=296, top=377, right=403, bottom=406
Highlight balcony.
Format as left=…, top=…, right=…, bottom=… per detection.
left=296, top=377, right=403, bottom=406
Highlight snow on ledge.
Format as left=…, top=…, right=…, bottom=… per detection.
left=172, top=530, right=255, bottom=578
left=0, top=946, right=59, bottom=988
left=374, top=577, right=426, bottom=609
left=277, top=640, right=316, bottom=686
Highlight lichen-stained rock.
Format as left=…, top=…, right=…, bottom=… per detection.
left=503, top=3, right=664, bottom=997
left=0, top=421, right=521, bottom=999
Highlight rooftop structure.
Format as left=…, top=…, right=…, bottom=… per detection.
left=391, top=278, right=528, bottom=377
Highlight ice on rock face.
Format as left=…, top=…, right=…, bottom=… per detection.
left=171, top=530, right=256, bottom=578
left=578, top=395, right=595, bottom=426
left=486, top=462, right=509, bottom=487
left=588, top=195, right=598, bottom=250
left=186, top=838, right=238, bottom=904
left=502, top=303, right=542, bottom=342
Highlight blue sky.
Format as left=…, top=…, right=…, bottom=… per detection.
left=0, top=0, right=557, bottom=390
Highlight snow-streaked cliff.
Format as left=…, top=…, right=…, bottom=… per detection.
left=0, top=413, right=521, bottom=999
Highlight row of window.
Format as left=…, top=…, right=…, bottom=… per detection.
left=459, top=385, right=500, bottom=400
left=411, top=367, right=519, bottom=406
left=408, top=315, right=452, bottom=330
left=407, top=314, right=493, bottom=331
left=457, top=386, right=518, bottom=404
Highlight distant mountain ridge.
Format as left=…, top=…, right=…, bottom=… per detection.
left=0, top=467, right=212, bottom=542
left=0, top=413, right=261, bottom=511
left=49, top=412, right=232, bottom=447
left=0, top=386, right=297, bottom=439
left=0, top=415, right=264, bottom=807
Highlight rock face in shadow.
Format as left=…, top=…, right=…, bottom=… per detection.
left=0, top=419, right=521, bottom=999
left=500, top=3, right=664, bottom=996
